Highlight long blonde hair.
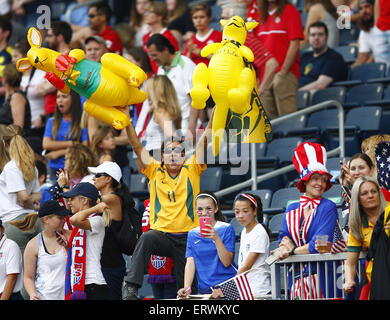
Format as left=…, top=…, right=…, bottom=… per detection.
left=8, top=212, right=40, bottom=231
left=2, top=124, right=36, bottom=181
left=349, top=176, right=387, bottom=241
left=146, top=75, right=182, bottom=130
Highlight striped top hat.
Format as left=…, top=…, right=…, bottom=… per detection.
left=292, top=142, right=332, bottom=192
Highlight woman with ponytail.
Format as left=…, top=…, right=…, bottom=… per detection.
left=233, top=192, right=272, bottom=297
left=11, top=200, right=71, bottom=300
left=0, top=124, right=42, bottom=254
left=88, top=161, right=136, bottom=300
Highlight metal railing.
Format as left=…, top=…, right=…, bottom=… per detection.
left=271, top=251, right=367, bottom=300
left=215, top=100, right=345, bottom=198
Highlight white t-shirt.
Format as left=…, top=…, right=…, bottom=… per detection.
left=0, top=160, right=40, bottom=222
left=238, top=224, right=271, bottom=296
left=0, top=235, right=23, bottom=295
left=85, top=215, right=106, bottom=285
left=20, top=69, right=46, bottom=123
left=359, top=26, right=390, bottom=67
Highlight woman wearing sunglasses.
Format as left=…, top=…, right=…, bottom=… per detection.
left=122, top=107, right=214, bottom=300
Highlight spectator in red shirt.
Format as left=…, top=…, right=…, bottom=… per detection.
left=87, top=2, right=123, bottom=55
left=142, top=1, right=179, bottom=74
left=255, top=0, right=304, bottom=119
left=183, top=3, right=222, bottom=66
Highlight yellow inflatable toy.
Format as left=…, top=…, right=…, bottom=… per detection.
left=190, top=16, right=272, bottom=156
left=16, top=28, right=147, bottom=130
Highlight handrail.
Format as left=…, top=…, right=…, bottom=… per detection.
left=271, top=251, right=367, bottom=300
left=215, top=100, right=345, bottom=198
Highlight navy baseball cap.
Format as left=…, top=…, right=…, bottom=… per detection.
left=61, top=182, right=100, bottom=201
left=38, top=200, right=71, bottom=218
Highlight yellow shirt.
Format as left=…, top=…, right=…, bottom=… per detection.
left=142, top=154, right=206, bottom=233
left=347, top=206, right=390, bottom=252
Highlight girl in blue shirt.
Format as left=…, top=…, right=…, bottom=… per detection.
left=43, top=90, right=88, bottom=184
left=177, top=191, right=237, bottom=296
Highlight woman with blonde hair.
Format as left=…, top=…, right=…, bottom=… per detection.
left=0, top=124, right=42, bottom=254
left=143, top=75, right=182, bottom=161
left=343, top=176, right=388, bottom=299
left=90, top=125, right=116, bottom=164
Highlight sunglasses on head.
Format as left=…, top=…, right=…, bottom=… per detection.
left=164, top=147, right=185, bottom=155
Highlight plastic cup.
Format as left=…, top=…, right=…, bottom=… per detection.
left=316, top=234, right=329, bottom=253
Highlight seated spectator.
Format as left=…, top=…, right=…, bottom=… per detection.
left=299, top=22, right=348, bottom=91
left=351, top=0, right=390, bottom=69
left=84, top=35, right=108, bottom=62
left=0, top=63, right=31, bottom=134
left=177, top=191, right=237, bottom=297
left=300, top=0, right=339, bottom=49
left=60, top=0, right=90, bottom=32
left=183, top=3, right=222, bottom=66
left=256, top=0, right=304, bottom=119
left=142, top=1, right=179, bottom=73
left=114, top=23, right=136, bottom=50
left=12, top=40, right=46, bottom=138
left=274, top=142, right=342, bottom=299
left=343, top=176, right=388, bottom=299
left=167, top=0, right=196, bottom=46
left=73, top=1, right=123, bottom=55
left=129, top=0, right=151, bottom=47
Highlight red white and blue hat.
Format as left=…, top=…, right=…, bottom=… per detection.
left=292, top=142, right=332, bottom=192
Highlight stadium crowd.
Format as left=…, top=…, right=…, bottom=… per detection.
left=0, top=0, right=390, bottom=301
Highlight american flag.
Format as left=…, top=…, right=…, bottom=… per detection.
left=375, top=141, right=390, bottom=191
left=218, top=272, right=254, bottom=300
left=330, top=220, right=347, bottom=254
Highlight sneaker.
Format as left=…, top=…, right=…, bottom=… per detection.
left=123, top=282, right=138, bottom=300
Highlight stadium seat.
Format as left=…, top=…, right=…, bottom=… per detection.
left=288, top=108, right=340, bottom=144
left=267, top=213, right=285, bottom=239
left=200, top=167, right=223, bottom=192
left=230, top=217, right=244, bottom=239
left=130, top=173, right=149, bottom=198
left=211, top=4, right=222, bottom=22
left=333, top=63, right=387, bottom=87
left=272, top=114, right=307, bottom=138
left=343, top=83, right=384, bottom=110
left=364, top=86, right=390, bottom=134
left=311, top=86, right=346, bottom=106
left=297, top=90, right=311, bottom=109
left=270, top=187, right=301, bottom=211
left=326, top=156, right=350, bottom=183
left=222, top=210, right=235, bottom=222
left=326, top=106, right=382, bottom=156
left=323, top=184, right=343, bottom=207
left=338, top=24, right=359, bottom=46
left=138, top=275, right=154, bottom=299
left=333, top=45, right=358, bottom=64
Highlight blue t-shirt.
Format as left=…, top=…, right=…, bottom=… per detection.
left=43, top=117, right=88, bottom=170
left=186, top=221, right=237, bottom=293
left=299, top=48, right=348, bottom=88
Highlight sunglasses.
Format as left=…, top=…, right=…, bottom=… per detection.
left=95, top=173, right=109, bottom=178
left=164, top=147, right=185, bottom=155
left=88, top=13, right=101, bottom=18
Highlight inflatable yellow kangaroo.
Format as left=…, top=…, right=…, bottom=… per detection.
left=190, top=16, right=272, bottom=156
left=16, top=28, right=147, bottom=130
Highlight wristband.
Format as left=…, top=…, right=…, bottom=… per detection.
left=289, top=246, right=296, bottom=256
left=184, top=287, right=192, bottom=294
